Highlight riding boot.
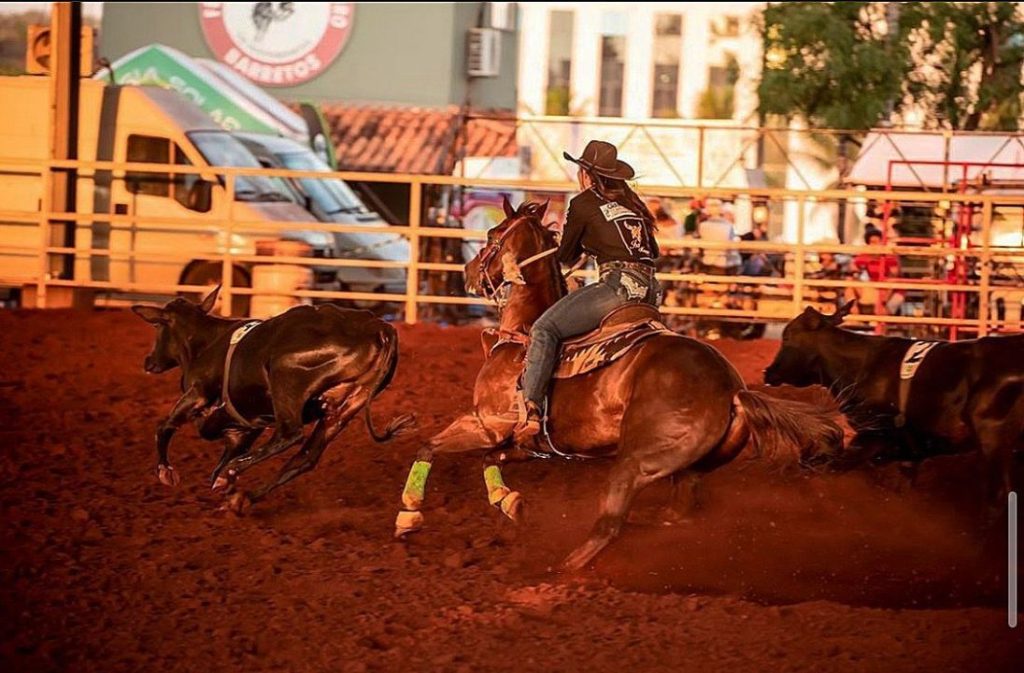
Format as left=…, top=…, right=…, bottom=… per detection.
left=513, top=399, right=544, bottom=447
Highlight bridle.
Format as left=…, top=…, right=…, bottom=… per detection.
left=475, top=216, right=559, bottom=308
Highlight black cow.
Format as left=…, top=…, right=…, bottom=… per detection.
left=132, top=287, right=414, bottom=510
left=764, top=302, right=1023, bottom=516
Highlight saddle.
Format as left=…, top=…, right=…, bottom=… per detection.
left=481, top=302, right=675, bottom=379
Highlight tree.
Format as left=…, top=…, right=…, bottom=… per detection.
left=758, top=2, right=1024, bottom=131
left=0, top=10, right=49, bottom=75
left=902, top=3, right=1024, bottom=130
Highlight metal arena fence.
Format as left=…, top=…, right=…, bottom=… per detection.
left=0, top=157, right=1023, bottom=339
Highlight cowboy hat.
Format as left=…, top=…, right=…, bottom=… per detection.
left=563, top=140, right=635, bottom=180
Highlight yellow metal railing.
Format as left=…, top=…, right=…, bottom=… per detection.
left=0, top=157, right=1022, bottom=337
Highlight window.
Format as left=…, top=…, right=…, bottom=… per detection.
left=187, top=131, right=294, bottom=204
left=280, top=151, right=371, bottom=215
left=172, top=146, right=211, bottom=213
left=711, top=15, right=740, bottom=38
left=125, top=136, right=215, bottom=212
left=651, top=14, right=682, bottom=118
left=698, top=55, right=739, bottom=119
left=598, top=12, right=626, bottom=117
left=126, top=135, right=170, bottom=197
left=545, top=10, right=574, bottom=115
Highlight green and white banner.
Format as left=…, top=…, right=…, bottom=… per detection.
left=97, top=43, right=305, bottom=141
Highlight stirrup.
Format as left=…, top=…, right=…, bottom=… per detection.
left=513, top=399, right=543, bottom=444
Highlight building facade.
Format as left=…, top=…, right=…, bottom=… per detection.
left=100, top=2, right=519, bottom=109
left=517, top=2, right=762, bottom=122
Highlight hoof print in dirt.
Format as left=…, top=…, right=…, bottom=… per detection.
left=221, top=492, right=252, bottom=515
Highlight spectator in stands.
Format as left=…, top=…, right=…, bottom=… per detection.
left=683, top=198, right=703, bottom=237
left=808, top=238, right=855, bottom=309
left=852, top=225, right=903, bottom=314
left=647, top=197, right=696, bottom=321
left=739, top=220, right=775, bottom=277
left=864, top=202, right=883, bottom=238
left=648, top=198, right=683, bottom=247
left=721, top=200, right=737, bottom=225
left=698, top=198, right=742, bottom=275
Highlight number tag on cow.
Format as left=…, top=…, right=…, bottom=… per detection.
left=230, top=321, right=261, bottom=345
left=900, top=341, right=938, bottom=380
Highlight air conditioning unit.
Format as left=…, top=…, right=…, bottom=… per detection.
left=467, top=28, right=501, bottom=78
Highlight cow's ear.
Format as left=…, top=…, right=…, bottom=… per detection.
left=131, top=305, right=167, bottom=324
left=199, top=284, right=221, bottom=314
left=801, top=305, right=824, bottom=330
left=502, top=194, right=516, bottom=219
left=829, top=299, right=855, bottom=325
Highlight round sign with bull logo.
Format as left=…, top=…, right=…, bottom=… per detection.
left=199, top=2, right=354, bottom=87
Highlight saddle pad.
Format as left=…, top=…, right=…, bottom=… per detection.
left=481, top=320, right=676, bottom=380
left=554, top=320, right=673, bottom=378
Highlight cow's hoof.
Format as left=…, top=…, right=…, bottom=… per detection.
left=394, top=510, right=424, bottom=538
left=156, top=464, right=180, bottom=487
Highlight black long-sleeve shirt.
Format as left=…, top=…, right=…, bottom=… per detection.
left=557, top=188, right=659, bottom=266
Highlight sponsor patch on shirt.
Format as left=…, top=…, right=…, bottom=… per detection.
left=600, top=202, right=637, bottom=221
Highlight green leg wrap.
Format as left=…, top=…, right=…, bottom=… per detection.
left=484, top=465, right=511, bottom=506
left=401, top=460, right=432, bottom=510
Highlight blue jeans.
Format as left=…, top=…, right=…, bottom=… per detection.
left=521, top=268, right=657, bottom=405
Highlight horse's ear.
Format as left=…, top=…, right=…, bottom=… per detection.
left=199, top=284, right=221, bottom=314
left=536, top=200, right=550, bottom=220
left=131, top=304, right=167, bottom=325
left=502, top=194, right=515, bottom=219
left=829, top=299, right=855, bottom=325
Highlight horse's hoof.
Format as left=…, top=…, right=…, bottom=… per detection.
left=211, top=470, right=237, bottom=494
left=222, top=492, right=251, bottom=515
left=499, top=490, right=524, bottom=524
left=562, top=550, right=589, bottom=572
left=394, top=510, right=424, bottom=538
left=156, top=464, right=180, bottom=487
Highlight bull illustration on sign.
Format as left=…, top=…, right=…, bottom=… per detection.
left=252, top=2, right=294, bottom=41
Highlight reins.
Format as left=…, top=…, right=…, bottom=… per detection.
left=477, top=216, right=563, bottom=307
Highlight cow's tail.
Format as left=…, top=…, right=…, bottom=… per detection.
left=364, top=326, right=416, bottom=443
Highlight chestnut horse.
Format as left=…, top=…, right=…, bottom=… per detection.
left=395, top=200, right=842, bottom=569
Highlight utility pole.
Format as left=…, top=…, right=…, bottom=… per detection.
left=49, top=2, right=82, bottom=282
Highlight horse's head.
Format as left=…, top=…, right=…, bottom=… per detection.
left=131, top=286, right=221, bottom=374
left=764, top=301, right=853, bottom=387
left=465, top=196, right=557, bottom=302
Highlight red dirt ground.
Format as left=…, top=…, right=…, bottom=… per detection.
left=0, top=309, right=1020, bottom=673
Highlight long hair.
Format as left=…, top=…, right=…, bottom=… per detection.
left=587, top=170, right=658, bottom=231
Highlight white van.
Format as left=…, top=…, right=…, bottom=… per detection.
left=0, top=76, right=332, bottom=313
left=235, top=132, right=409, bottom=294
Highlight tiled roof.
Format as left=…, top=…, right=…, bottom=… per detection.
left=320, top=104, right=517, bottom=175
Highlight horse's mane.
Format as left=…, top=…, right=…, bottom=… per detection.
left=511, top=200, right=566, bottom=295
left=512, top=201, right=557, bottom=243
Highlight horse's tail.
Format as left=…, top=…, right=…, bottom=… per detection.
left=364, top=326, right=416, bottom=443
left=734, top=390, right=844, bottom=467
